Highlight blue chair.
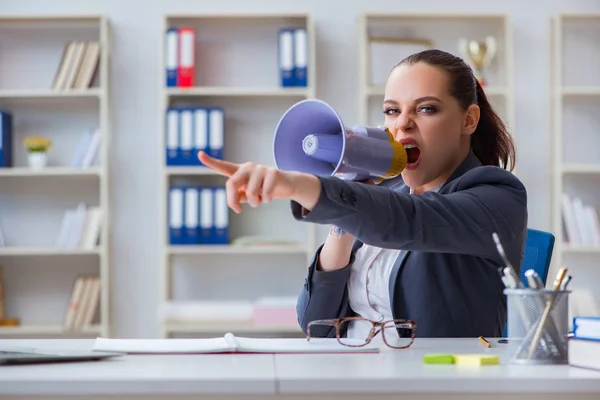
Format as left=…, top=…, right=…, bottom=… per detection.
left=518, top=228, right=555, bottom=287
left=502, top=228, right=555, bottom=337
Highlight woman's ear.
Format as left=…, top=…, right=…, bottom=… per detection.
left=463, top=104, right=480, bottom=136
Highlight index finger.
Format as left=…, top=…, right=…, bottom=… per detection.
left=198, top=151, right=239, bottom=177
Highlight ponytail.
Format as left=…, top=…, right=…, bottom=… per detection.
left=471, top=80, right=516, bottom=171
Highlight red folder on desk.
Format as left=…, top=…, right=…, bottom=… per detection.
left=92, top=333, right=379, bottom=354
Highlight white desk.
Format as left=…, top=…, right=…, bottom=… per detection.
left=1, top=338, right=600, bottom=400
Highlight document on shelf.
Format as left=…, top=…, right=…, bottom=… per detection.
left=92, top=332, right=380, bottom=354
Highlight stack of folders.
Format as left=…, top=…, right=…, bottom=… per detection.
left=0, top=109, right=12, bottom=168
left=164, top=25, right=308, bottom=88
left=569, top=317, right=600, bottom=371
left=166, top=107, right=224, bottom=166
left=169, top=185, right=228, bottom=245
left=278, top=27, right=308, bottom=87
left=164, top=27, right=195, bottom=87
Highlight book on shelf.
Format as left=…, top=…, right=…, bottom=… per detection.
left=165, top=27, right=195, bottom=87
left=164, top=25, right=308, bottom=88
left=52, top=41, right=100, bottom=90
left=0, top=109, right=13, bottom=169
left=278, top=27, right=308, bottom=87
left=64, top=275, right=100, bottom=330
left=55, top=202, right=103, bottom=249
left=161, top=296, right=298, bottom=328
left=93, top=332, right=379, bottom=354
left=0, top=217, right=5, bottom=247
left=70, top=128, right=101, bottom=168
left=168, top=185, right=228, bottom=245
left=165, top=107, right=223, bottom=166
left=561, top=193, right=600, bottom=246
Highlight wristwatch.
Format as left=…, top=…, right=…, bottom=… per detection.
left=329, top=225, right=346, bottom=239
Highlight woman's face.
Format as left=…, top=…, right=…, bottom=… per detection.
left=383, top=62, right=479, bottom=193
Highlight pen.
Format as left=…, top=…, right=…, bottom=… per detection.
left=493, top=233, right=523, bottom=288
left=523, top=269, right=561, bottom=355
left=561, top=275, right=572, bottom=290
left=478, top=336, right=491, bottom=348
left=525, top=269, right=544, bottom=289
left=527, top=267, right=568, bottom=359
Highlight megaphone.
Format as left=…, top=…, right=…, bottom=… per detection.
left=273, top=99, right=407, bottom=182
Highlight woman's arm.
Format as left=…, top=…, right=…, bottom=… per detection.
left=292, top=166, right=527, bottom=261
left=295, top=243, right=358, bottom=337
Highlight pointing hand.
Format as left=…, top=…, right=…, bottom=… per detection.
left=198, top=151, right=298, bottom=213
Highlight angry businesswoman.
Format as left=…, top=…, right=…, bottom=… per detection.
left=198, top=49, right=528, bottom=342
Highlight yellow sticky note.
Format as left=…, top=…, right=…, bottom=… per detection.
left=454, top=354, right=500, bottom=366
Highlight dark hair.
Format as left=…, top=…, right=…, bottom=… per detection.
left=394, top=49, right=515, bottom=171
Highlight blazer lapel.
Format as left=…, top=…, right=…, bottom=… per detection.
left=386, top=151, right=482, bottom=318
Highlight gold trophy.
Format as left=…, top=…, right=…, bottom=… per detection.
left=458, top=36, right=497, bottom=87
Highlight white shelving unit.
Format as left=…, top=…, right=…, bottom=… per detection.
left=158, top=13, right=317, bottom=338
left=356, top=12, right=514, bottom=164
left=550, top=13, right=600, bottom=320
left=0, top=15, right=111, bottom=337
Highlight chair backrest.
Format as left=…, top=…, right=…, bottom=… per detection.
left=519, top=228, right=555, bottom=286
left=502, top=228, right=555, bottom=337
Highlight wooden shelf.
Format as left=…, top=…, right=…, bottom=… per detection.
left=0, top=167, right=102, bottom=177
left=365, top=85, right=509, bottom=97
left=562, top=244, right=600, bottom=254
left=550, top=14, right=600, bottom=321
left=561, top=164, right=600, bottom=174
left=168, top=244, right=307, bottom=255
left=356, top=13, right=514, bottom=141
left=0, top=15, right=111, bottom=338
left=0, top=88, right=103, bottom=99
left=158, top=13, right=318, bottom=338
left=165, top=322, right=302, bottom=334
left=0, top=247, right=100, bottom=256
left=0, top=324, right=102, bottom=336
left=166, top=86, right=312, bottom=98
left=561, top=87, right=600, bottom=96
left=165, top=167, right=217, bottom=176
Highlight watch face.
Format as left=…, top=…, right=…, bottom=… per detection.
left=330, top=225, right=345, bottom=239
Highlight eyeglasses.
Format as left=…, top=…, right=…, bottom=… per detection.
left=306, top=317, right=417, bottom=349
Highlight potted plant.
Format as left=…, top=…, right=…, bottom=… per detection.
left=22, top=136, right=52, bottom=169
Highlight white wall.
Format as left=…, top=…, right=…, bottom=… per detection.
left=1, top=0, right=599, bottom=338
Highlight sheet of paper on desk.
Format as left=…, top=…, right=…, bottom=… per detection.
left=92, top=333, right=380, bottom=354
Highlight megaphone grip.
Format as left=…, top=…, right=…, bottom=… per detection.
left=302, top=134, right=344, bottom=164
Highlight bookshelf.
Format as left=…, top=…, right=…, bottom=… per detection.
left=158, top=13, right=317, bottom=338
left=356, top=12, right=514, bottom=167
left=0, top=15, right=110, bottom=337
left=550, top=13, right=600, bottom=320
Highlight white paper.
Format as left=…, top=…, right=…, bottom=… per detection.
left=92, top=337, right=231, bottom=354
left=92, top=335, right=380, bottom=354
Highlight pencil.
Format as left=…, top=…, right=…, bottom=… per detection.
left=527, top=267, right=568, bottom=359
left=478, top=336, right=491, bottom=348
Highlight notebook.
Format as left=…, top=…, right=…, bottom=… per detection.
left=92, top=332, right=380, bottom=354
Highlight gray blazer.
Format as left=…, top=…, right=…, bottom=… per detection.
left=291, top=151, right=528, bottom=338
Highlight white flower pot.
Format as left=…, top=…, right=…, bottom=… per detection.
left=28, top=152, right=48, bottom=169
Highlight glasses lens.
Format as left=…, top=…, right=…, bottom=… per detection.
left=382, top=320, right=415, bottom=348
left=337, top=319, right=376, bottom=347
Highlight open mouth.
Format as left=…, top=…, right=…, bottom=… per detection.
left=404, top=144, right=421, bottom=165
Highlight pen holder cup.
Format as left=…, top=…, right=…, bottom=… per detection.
left=504, top=288, right=571, bottom=365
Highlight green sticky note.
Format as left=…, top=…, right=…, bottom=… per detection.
left=423, top=353, right=455, bottom=364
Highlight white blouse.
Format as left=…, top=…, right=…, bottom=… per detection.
left=345, top=183, right=444, bottom=340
